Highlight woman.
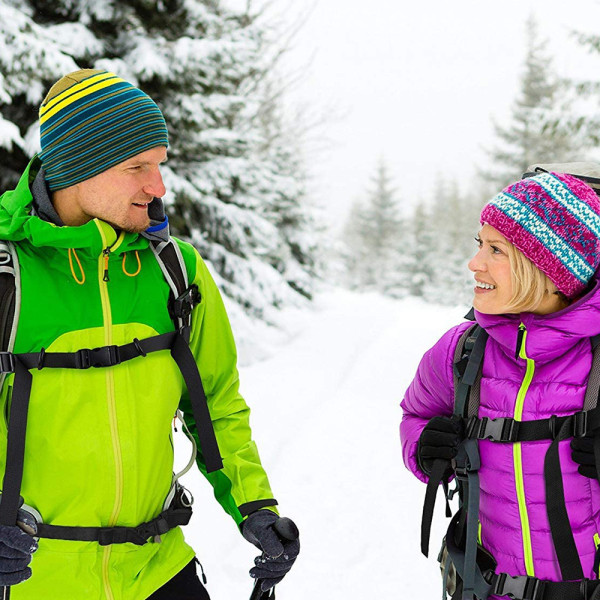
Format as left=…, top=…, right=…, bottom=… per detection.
left=401, top=171, right=600, bottom=600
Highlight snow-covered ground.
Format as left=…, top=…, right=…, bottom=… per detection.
left=178, top=289, right=469, bottom=599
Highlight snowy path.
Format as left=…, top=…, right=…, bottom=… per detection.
left=180, top=290, right=467, bottom=599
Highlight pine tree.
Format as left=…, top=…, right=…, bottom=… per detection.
left=404, top=199, right=434, bottom=299
left=0, top=0, right=317, bottom=329
left=567, top=26, right=600, bottom=148
left=252, top=79, right=320, bottom=300
left=340, top=158, right=406, bottom=295
left=408, top=176, right=482, bottom=306
left=483, top=15, right=581, bottom=189
left=341, top=199, right=373, bottom=289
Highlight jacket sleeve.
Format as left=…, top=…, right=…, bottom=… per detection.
left=400, top=323, right=470, bottom=483
left=177, top=245, right=277, bottom=527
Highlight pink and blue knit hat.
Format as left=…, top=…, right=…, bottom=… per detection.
left=481, top=172, right=600, bottom=298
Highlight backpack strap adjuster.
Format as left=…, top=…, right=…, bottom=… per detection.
left=573, top=411, right=589, bottom=438
left=0, top=352, right=15, bottom=373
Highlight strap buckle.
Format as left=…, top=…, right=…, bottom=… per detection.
left=137, top=516, right=171, bottom=539
left=0, top=352, right=15, bottom=373
left=479, top=417, right=518, bottom=442
left=76, top=345, right=121, bottom=369
left=171, top=285, right=200, bottom=320
left=493, top=573, right=545, bottom=600
left=573, top=411, right=589, bottom=438
left=466, top=416, right=518, bottom=443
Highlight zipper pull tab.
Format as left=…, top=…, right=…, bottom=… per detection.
left=103, top=247, right=110, bottom=282
left=515, top=323, right=526, bottom=360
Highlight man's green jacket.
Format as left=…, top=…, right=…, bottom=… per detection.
left=0, top=158, right=276, bottom=599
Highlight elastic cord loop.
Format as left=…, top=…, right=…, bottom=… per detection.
left=122, top=251, right=141, bottom=277
left=68, top=248, right=85, bottom=285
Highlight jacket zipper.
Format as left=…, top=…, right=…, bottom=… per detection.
left=103, top=247, right=111, bottom=282
left=514, top=323, right=535, bottom=576
left=96, top=225, right=125, bottom=600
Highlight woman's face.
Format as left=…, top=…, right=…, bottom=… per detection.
left=468, top=225, right=514, bottom=314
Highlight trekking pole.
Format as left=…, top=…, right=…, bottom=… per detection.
left=249, top=518, right=299, bottom=600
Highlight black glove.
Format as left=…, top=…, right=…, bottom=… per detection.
left=571, top=435, right=600, bottom=479
left=242, top=510, right=300, bottom=592
left=417, top=415, right=464, bottom=476
left=0, top=509, right=38, bottom=586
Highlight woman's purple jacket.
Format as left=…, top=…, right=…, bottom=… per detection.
left=401, top=279, right=600, bottom=586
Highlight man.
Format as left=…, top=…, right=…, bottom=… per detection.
left=0, top=69, right=299, bottom=599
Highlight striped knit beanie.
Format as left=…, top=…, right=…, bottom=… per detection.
left=39, top=69, right=168, bottom=191
left=481, top=172, right=600, bottom=298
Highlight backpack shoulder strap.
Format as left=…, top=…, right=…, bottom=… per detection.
left=453, top=321, right=488, bottom=418
left=149, top=238, right=199, bottom=333
left=584, top=335, right=600, bottom=411
left=0, top=241, right=19, bottom=390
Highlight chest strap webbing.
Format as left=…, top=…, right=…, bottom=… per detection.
left=464, top=405, right=600, bottom=443
left=0, top=329, right=223, bottom=536
left=36, top=504, right=192, bottom=546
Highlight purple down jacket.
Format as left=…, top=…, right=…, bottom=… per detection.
left=401, top=278, right=600, bottom=587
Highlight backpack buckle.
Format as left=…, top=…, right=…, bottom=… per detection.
left=479, top=417, right=518, bottom=443
left=493, top=573, right=544, bottom=600
left=76, top=346, right=121, bottom=369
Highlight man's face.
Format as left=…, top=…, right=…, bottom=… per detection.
left=63, top=146, right=168, bottom=233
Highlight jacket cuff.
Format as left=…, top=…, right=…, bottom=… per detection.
left=238, top=499, right=278, bottom=518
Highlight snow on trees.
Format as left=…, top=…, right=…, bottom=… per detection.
left=0, top=0, right=317, bottom=346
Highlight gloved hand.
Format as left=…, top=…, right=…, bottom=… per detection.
left=242, top=510, right=300, bottom=592
left=0, top=509, right=38, bottom=586
left=417, top=415, right=464, bottom=476
left=571, top=435, right=599, bottom=479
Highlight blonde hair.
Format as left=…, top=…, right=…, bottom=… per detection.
left=504, top=241, right=570, bottom=313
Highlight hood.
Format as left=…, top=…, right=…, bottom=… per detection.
left=0, top=156, right=170, bottom=255
left=474, top=276, right=600, bottom=362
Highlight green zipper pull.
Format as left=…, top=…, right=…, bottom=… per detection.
left=516, top=323, right=526, bottom=360
left=102, top=247, right=111, bottom=282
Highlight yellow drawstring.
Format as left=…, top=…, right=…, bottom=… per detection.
left=122, top=251, right=141, bottom=277
left=68, top=248, right=85, bottom=285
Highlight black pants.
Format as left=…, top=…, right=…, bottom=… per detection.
left=148, top=559, right=210, bottom=600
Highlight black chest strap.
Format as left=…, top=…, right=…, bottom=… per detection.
left=465, top=405, right=600, bottom=443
